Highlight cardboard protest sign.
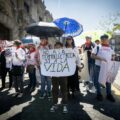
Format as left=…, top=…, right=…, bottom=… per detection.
left=0, top=40, right=13, bottom=49
left=40, top=48, right=76, bottom=77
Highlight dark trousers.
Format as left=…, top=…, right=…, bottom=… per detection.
left=12, top=65, right=24, bottom=93
left=13, top=75, right=23, bottom=93
left=67, top=67, right=79, bottom=93
left=52, top=77, right=68, bottom=104
left=94, top=65, right=112, bottom=95
left=28, top=68, right=36, bottom=88
left=1, top=68, right=13, bottom=88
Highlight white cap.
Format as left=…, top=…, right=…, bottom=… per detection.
left=85, top=35, right=92, bottom=39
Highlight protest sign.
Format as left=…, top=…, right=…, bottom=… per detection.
left=79, top=51, right=89, bottom=81
left=40, top=48, right=76, bottom=77
left=0, top=40, right=13, bottom=49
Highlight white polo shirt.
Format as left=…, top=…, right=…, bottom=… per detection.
left=92, top=46, right=115, bottom=66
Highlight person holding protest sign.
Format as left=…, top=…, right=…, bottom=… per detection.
left=91, top=35, right=115, bottom=102
left=50, top=42, right=68, bottom=113
left=65, top=36, right=81, bottom=98
left=35, top=36, right=52, bottom=99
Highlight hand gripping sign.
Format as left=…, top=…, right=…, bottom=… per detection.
left=40, top=48, right=77, bottom=77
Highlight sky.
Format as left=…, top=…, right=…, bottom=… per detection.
left=44, top=0, right=120, bottom=45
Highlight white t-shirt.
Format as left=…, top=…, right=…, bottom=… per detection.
left=94, top=44, right=101, bottom=48
left=92, top=46, right=115, bottom=66
left=27, top=52, right=36, bottom=65
left=12, top=48, right=26, bottom=66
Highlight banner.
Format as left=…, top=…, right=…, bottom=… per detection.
left=113, top=62, right=120, bottom=90
left=0, top=40, right=13, bottom=49
left=79, top=51, right=89, bottom=81
left=40, top=48, right=76, bottom=77
left=98, top=61, right=120, bottom=86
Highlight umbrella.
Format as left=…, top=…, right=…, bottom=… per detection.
left=21, top=36, right=40, bottom=46
left=54, top=17, right=83, bottom=37
left=26, top=22, right=64, bottom=37
left=21, top=38, right=33, bottom=44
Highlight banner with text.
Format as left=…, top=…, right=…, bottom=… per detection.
left=40, top=48, right=76, bottom=77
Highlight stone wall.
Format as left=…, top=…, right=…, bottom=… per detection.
left=0, top=0, right=53, bottom=40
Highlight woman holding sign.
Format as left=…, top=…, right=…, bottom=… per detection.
left=50, top=42, right=68, bottom=113
left=65, top=36, right=81, bottom=98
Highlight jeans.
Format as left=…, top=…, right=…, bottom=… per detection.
left=28, top=68, right=36, bottom=88
left=90, top=63, right=95, bottom=82
left=94, top=65, right=111, bottom=95
left=40, top=74, right=51, bottom=94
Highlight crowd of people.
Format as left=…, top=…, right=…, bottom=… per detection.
left=0, top=34, right=116, bottom=114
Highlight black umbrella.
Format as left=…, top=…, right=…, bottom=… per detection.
left=26, top=22, right=64, bottom=37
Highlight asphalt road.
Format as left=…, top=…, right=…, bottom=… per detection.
left=0, top=75, right=120, bottom=120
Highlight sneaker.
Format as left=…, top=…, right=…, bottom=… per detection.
left=47, top=92, right=52, bottom=99
left=106, top=94, right=115, bottom=102
left=13, top=92, right=19, bottom=97
left=8, top=87, right=12, bottom=90
left=63, top=105, right=68, bottom=114
left=50, top=105, right=58, bottom=112
left=96, top=94, right=103, bottom=101
left=39, top=94, right=45, bottom=99
left=100, top=84, right=105, bottom=88
left=17, top=93, right=23, bottom=98
left=89, top=86, right=96, bottom=93
left=0, top=86, right=5, bottom=91
left=30, top=87, right=35, bottom=92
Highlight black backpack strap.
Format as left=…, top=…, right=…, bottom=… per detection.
left=96, top=46, right=100, bottom=55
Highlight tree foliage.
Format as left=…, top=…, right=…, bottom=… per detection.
left=99, top=12, right=120, bottom=35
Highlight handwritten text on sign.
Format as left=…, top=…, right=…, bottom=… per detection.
left=40, top=48, right=76, bottom=77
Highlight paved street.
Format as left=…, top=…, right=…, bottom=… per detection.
left=0, top=75, right=120, bottom=120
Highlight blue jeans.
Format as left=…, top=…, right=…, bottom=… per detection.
left=28, top=68, right=36, bottom=88
left=40, top=74, right=51, bottom=94
left=94, top=65, right=111, bottom=95
left=89, top=62, right=95, bottom=82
